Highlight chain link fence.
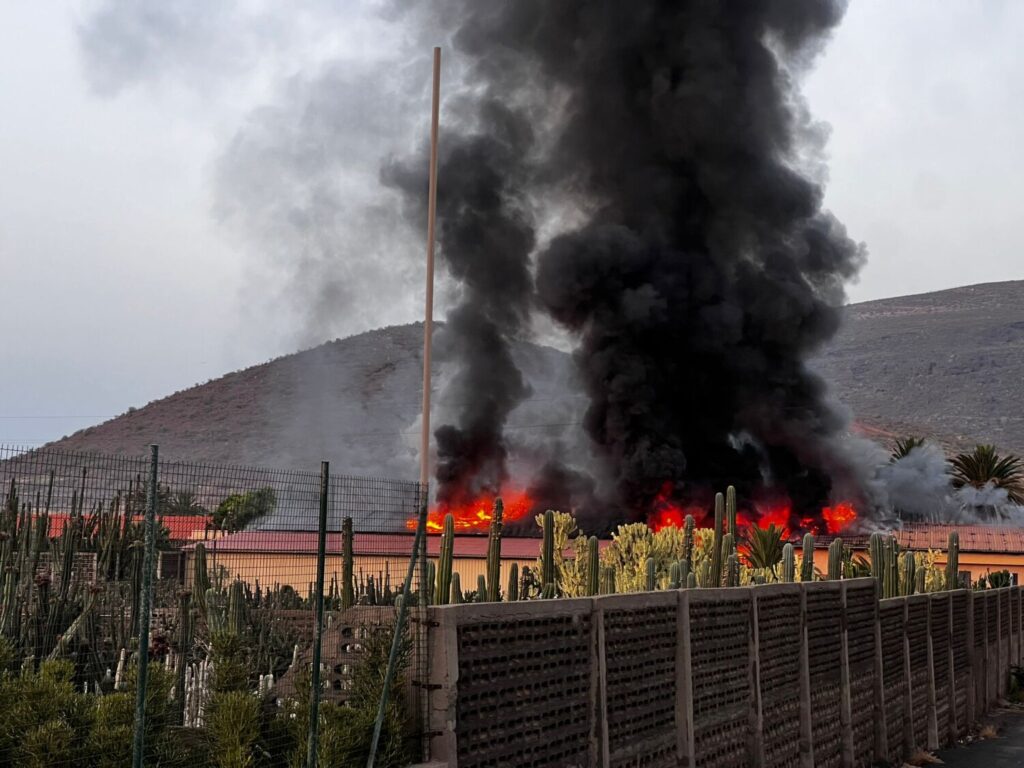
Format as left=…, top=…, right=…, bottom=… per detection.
left=0, top=444, right=426, bottom=767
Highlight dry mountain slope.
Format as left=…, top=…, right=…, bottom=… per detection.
left=812, top=280, right=1024, bottom=456
left=44, top=280, right=1024, bottom=472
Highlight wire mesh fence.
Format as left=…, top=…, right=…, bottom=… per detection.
left=0, top=443, right=426, bottom=767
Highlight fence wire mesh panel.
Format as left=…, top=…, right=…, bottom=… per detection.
left=0, top=444, right=425, bottom=767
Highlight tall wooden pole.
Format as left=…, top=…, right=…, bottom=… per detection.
left=420, top=46, right=441, bottom=490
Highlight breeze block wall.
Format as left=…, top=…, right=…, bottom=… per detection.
left=422, top=582, right=1017, bottom=768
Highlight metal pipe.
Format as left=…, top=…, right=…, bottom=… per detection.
left=131, top=443, right=159, bottom=768
left=306, top=460, right=330, bottom=768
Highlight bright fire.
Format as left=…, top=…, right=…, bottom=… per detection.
left=822, top=502, right=857, bottom=535
left=645, top=483, right=858, bottom=537
left=410, top=489, right=536, bottom=534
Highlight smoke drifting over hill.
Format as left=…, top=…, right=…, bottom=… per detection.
left=77, top=1, right=883, bottom=527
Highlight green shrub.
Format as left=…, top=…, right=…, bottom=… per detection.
left=206, top=690, right=262, bottom=768
left=213, top=488, right=276, bottom=532
left=0, top=658, right=93, bottom=766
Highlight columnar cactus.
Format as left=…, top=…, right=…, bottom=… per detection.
left=601, top=566, right=616, bottom=595
left=486, top=499, right=503, bottom=602
left=451, top=572, right=462, bottom=604
left=945, top=532, right=960, bottom=590
left=586, top=537, right=599, bottom=596
left=782, top=543, right=795, bottom=583
left=227, top=580, right=245, bottom=636
left=645, top=557, right=656, bottom=591
left=192, top=542, right=210, bottom=616
left=341, top=517, right=354, bottom=610
left=726, top=485, right=737, bottom=545
left=435, top=513, right=454, bottom=605
left=541, top=509, right=555, bottom=590
left=679, top=558, right=690, bottom=588
left=683, top=514, right=696, bottom=563
left=686, top=572, right=697, bottom=589
left=902, top=551, right=917, bottom=596
left=507, top=562, right=519, bottom=602
left=710, top=493, right=724, bottom=586
left=541, top=583, right=556, bottom=600
left=801, top=534, right=815, bottom=582
left=885, top=537, right=900, bottom=599
left=669, top=562, right=681, bottom=589
left=477, top=574, right=487, bottom=601
left=915, top=568, right=926, bottom=595
left=827, top=538, right=843, bottom=581
left=726, top=554, right=739, bottom=587
left=869, top=532, right=885, bottom=587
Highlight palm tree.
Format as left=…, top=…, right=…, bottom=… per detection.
left=950, top=445, right=1024, bottom=506
left=743, top=524, right=785, bottom=577
left=165, top=490, right=209, bottom=517
left=891, top=436, right=926, bottom=462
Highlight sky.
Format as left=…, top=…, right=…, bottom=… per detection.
left=1, top=1, right=1022, bottom=447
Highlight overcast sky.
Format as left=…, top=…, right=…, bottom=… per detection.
left=1, top=1, right=1022, bottom=447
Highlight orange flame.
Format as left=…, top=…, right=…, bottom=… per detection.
left=409, top=489, right=536, bottom=534
left=822, top=502, right=857, bottom=534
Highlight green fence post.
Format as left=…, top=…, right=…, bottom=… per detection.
left=132, top=444, right=159, bottom=768
left=306, top=461, right=330, bottom=768
left=367, top=491, right=429, bottom=768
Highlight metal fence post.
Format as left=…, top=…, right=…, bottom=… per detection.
left=306, top=461, right=330, bottom=768
left=367, top=495, right=429, bottom=768
left=132, top=444, right=159, bottom=768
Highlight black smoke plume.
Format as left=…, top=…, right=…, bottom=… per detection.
left=384, top=99, right=537, bottom=505
left=446, top=0, right=866, bottom=525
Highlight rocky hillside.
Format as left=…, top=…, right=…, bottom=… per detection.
left=42, top=281, right=1024, bottom=472
left=813, top=280, right=1024, bottom=456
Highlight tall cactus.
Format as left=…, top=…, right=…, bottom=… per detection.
left=450, top=572, right=462, bottom=604
left=541, top=509, right=555, bottom=590
left=726, top=553, right=740, bottom=587
left=915, top=568, right=926, bottom=595
left=192, top=542, right=210, bottom=617
left=885, top=536, right=900, bottom=599
left=782, top=543, right=795, bottom=583
left=710, top=492, right=724, bottom=586
left=800, top=534, right=815, bottom=583
left=945, top=531, right=960, bottom=590
left=341, top=517, right=354, bottom=610
left=683, top=514, right=696, bottom=563
left=476, top=574, right=487, bottom=602
left=869, top=532, right=885, bottom=588
left=679, top=558, right=691, bottom=588
left=227, top=580, right=245, bottom=636
left=507, top=562, right=519, bottom=602
left=686, top=572, right=697, bottom=589
left=669, top=562, right=681, bottom=589
left=601, top=566, right=616, bottom=595
left=435, top=513, right=454, bottom=605
left=486, top=500, right=503, bottom=602
left=902, top=551, right=917, bottom=596
left=645, top=557, right=656, bottom=591
left=726, top=485, right=737, bottom=546
left=721, top=533, right=735, bottom=586
left=586, top=537, right=599, bottom=596
left=827, top=538, right=843, bottom=581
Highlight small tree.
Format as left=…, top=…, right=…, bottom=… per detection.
left=213, top=488, right=277, bottom=532
left=950, top=445, right=1024, bottom=506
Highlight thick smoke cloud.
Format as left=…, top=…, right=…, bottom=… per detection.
left=443, top=1, right=866, bottom=524
left=77, top=0, right=885, bottom=527
left=383, top=97, right=538, bottom=504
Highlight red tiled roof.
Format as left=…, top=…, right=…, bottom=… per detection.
left=815, top=523, right=1024, bottom=555
left=183, top=531, right=608, bottom=560
left=41, top=513, right=209, bottom=542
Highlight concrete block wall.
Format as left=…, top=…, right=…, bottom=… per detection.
left=422, top=583, right=1022, bottom=768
